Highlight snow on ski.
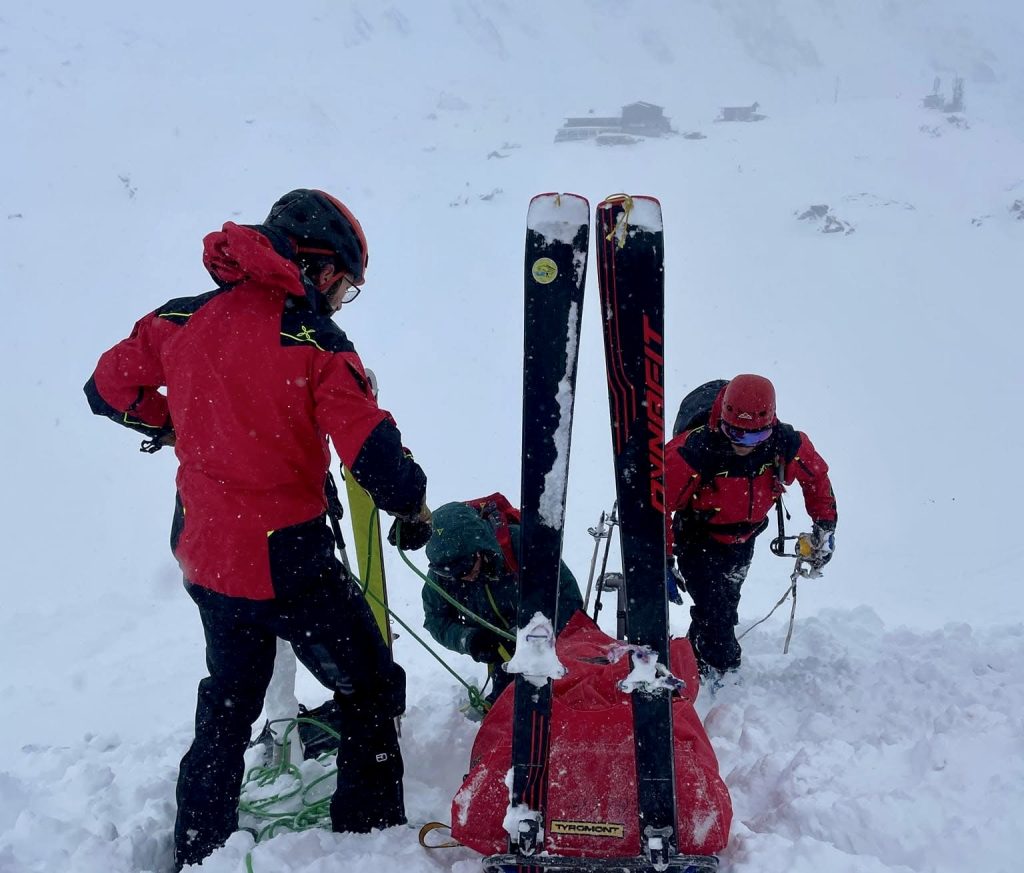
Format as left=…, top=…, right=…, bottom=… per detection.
left=499, top=192, right=590, bottom=864
left=595, top=194, right=682, bottom=869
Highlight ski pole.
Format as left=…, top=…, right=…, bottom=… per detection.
left=615, top=574, right=628, bottom=641
left=582, top=509, right=609, bottom=612
left=590, top=501, right=618, bottom=622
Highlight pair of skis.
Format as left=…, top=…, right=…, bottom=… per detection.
left=486, top=194, right=716, bottom=872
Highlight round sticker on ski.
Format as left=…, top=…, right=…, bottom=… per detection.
left=532, top=257, right=558, bottom=285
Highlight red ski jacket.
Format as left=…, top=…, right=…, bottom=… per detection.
left=86, top=223, right=426, bottom=599
left=665, top=387, right=836, bottom=548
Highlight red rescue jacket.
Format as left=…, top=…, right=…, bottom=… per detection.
left=86, top=223, right=425, bottom=599
left=665, top=386, right=836, bottom=548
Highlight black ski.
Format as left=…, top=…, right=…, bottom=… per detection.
left=595, top=194, right=679, bottom=868
left=501, top=192, right=589, bottom=864
left=484, top=194, right=717, bottom=873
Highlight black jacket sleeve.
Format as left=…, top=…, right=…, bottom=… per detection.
left=350, top=420, right=427, bottom=518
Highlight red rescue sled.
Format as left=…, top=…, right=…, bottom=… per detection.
left=451, top=612, right=731, bottom=871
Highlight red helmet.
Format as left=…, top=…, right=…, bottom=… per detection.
left=721, top=374, right=776, bottom=430
left=265, top=189, right=369, bottom=285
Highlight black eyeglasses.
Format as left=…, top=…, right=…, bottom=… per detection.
left=334, top=275, right=361, bottom=305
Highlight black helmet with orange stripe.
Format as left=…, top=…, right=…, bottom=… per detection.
left=265, top=189, right=368, bottom=286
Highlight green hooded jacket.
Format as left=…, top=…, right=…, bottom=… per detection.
left=422, top=501, right=582, bottom=662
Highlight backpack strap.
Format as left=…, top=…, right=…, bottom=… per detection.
left=464, top=493, right=520, bottom=573
left=769, top=428, right=804, bottom=553
left=772, top=457, right=791, bottom=551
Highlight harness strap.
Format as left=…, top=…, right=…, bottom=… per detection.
left=324, top=472, right=345, bottom=542
left=472, top=495, right=520, bottom=573
left=483, top=584, right=514, bottom=662
left=737, top=578, right=796, bottom=642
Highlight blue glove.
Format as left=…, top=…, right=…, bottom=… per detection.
left=810, top=523, right=835, bottom=569
left=666, top=567, right=684, bottom=605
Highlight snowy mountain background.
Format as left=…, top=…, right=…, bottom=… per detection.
left=3, top=1, right=1024, bottom=871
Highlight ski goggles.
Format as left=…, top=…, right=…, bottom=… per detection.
left=432, top=553, right=480, bottom=582
left=720, top=421, right=774, bottom=447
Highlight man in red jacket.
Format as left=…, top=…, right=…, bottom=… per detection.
left=85, top=189, right=431, bottom=870
left=665, top=375, right=837, bottom=677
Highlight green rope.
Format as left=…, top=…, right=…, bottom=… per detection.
left=236, top=515, right=498, bottom=870
left=362, top=575, right=489, bottom=704
left=357, top=505, right=380, bottom=597
left=394, top=525, right=516, bottom=643
left=341, top=508, right=489, bottom=706
left=238, top=717, right=338, bottom=845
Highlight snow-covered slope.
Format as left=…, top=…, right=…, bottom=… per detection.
left=2, top=2, right=1023, bottom=872
left=5, top=610, right=1022, bottom=873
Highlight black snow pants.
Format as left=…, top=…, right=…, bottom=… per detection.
left=674, top=533, right=757, bottom=674
left=173, top=518, right=405, bottom=870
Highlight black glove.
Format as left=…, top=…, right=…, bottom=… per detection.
left=466, top=630, right=504, bottom=664
left=140, top=425, right=175, bottom=454
left=386, top=515, right=432, bottom=551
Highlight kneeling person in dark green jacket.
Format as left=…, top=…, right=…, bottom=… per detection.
left=423, top=500, right=583, bottom=706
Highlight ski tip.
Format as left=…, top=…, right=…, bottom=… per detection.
left=597, top=193, right=661, bottom=208
left=596, top=194, right=662, bottom=232
left=529, top=192, right=590, bottom=209
left=527, top=193, right=590, bottom=231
